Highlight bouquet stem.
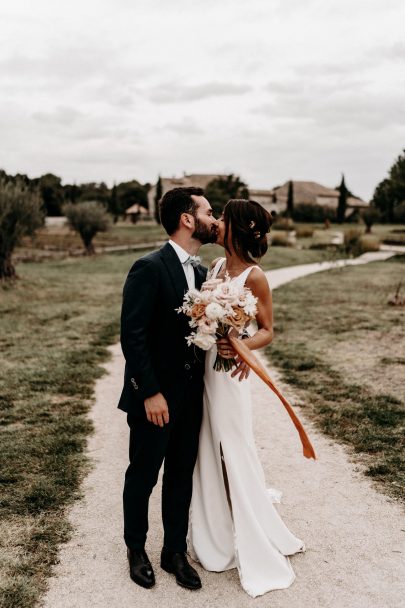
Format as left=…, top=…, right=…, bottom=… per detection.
left=214, top=325, right=237, bottom=372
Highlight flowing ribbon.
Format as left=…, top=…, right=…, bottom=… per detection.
left=228, top=335, right=317, bottom=460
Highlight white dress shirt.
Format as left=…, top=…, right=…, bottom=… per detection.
left=168, top=239, right=195, bottom=290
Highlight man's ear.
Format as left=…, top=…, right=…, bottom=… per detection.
left=180, top=212, right=194, bottom=229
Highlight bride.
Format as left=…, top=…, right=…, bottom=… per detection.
left=188, top=198, right=305, bottom=598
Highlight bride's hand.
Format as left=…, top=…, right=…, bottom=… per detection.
left=231, top=356, right=250, bottom=381
left=216, top=338, right=237, bottom=359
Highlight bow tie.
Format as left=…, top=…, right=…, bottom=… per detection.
left=183, top=255, right=201, bottom=268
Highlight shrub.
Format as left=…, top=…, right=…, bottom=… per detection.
left=343, top=229, right=361, bottom=255
left=63, top=201, right=111, bottom=255
left=0, top=178, right=44, bottom=280
left=358, top=235, right=380, bottom=253
left=361, top=207, right=381, bottom=233
left=272, top=217, right=295, bottom=231
left=292, top=203, right=336, bottom=223
left=343, top=229, right=380, bottom=255
left=295, top=226, right=314, bottom=238
left=270, top=233, right=292, bottom=247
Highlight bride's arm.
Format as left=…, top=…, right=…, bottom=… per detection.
left=240, top=267, right=273, bottom=350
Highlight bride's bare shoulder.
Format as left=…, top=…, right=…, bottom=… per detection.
left=245, top=266, right=270, bottom=294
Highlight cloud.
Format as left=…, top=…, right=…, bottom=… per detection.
left=148, top=82, right=252, bottom=103
left=32, top=106, right=83, bottom=126
left=255, top=89, right=405, bottom=130
left=163, top=117, right=204, bottom=135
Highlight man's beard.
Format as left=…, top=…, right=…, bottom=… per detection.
left=192, top=218, right=217, bottom=244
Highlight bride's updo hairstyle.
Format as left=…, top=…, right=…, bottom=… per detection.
left=223, top=199, right=272, bottom=264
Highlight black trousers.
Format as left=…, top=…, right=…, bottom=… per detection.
left=123, top=385, right=203, bottom=553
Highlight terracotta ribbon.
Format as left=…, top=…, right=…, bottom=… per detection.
left=228, top=335, right=317, bottom=460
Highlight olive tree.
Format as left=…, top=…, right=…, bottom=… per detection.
left=0, top=178, right=44, bottom=280
left=63, top=201, right=111, bottom=255
left=361, top=207, right=380, bottom=234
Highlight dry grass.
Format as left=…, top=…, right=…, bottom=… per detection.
left=0, top=252, right=143, bottom=608
left=266, top=255, right=405, bottom=501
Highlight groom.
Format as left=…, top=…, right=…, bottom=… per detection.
left=118, top=187, right=218, bottom=590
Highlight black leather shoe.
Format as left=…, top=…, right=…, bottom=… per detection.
left=127, top=548, right=155, bottom=589
left=160, top=549, right=201, bottom=590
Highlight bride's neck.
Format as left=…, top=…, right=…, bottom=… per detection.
left=224, top=250, right=250, bottom=271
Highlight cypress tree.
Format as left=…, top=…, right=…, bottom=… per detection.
left=286, top=180, right=294, bottom=217
left=337, top=174, right=348, bottom=224
left=154, top=175, right=163, bottom=224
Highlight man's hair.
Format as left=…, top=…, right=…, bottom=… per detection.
left=159, top=187, right=204, bottom=235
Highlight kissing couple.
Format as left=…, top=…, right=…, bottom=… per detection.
left=118, top=187, right=304, bottom=598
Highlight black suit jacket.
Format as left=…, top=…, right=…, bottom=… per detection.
left=118, top=242, right=207, bottom=415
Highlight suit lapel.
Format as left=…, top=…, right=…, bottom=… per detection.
left=160, top=242, right=189, bottom=303
left=194, top=265, right=207, bottom=290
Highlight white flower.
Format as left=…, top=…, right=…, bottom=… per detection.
left=192, top=332, right=216, bottom=350
left=243, top=292, right=258, bottom=316
left=198, top=319, right=217, bottom=334
left=205, top=302, right=226, bottom=321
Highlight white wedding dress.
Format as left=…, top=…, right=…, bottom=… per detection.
left=188, top=258, right=304, bottom=598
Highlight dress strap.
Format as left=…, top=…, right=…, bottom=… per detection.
left=212, top=257, right=226, bottom=279
left=234, top=265, right=259, bottom=286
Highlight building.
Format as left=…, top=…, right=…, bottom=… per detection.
left=272, top=181, right=368, bottom=217
left=125, top=203, right=149, bottom=223
left=248, top=189, right=276, bottom=214
left=148, top=176, right=369, bottom=221
left=148, top=174, right=227, bottom=218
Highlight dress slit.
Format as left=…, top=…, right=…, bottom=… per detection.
left=220, top=442, right=233, bottom=515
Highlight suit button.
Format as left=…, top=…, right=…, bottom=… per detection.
left=184, top=364, right=191, bottom=371
left=130, top=377, right=138, bottom=389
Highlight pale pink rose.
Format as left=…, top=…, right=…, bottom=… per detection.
left=201, top=278, right=223, bottom=291
left=197, top=319, right=217, bottom=335
left=193, top=333, right=216, bottom=350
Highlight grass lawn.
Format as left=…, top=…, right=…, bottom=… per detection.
left=199, top=242, right=345, bottom=270
left=266, top=255, right=405, bottom=501
left=17, top=222, right=167, bottom=259
left=0, top=252, right=139, bottom=608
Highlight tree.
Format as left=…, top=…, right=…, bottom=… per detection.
left=393, top=201, right=405, bottom=223
left=38, top=173, right=64, bottom=216
left=108, top=184, right=120, bottom=223
left=286, top=180, right=294, bottom=218
left=79, top=182, right=111, bottom=205
left=205, top=174, right=249, bottom=216
left=116, top=180, right=149, bottom=214
left=372, top=150, right=405, bottom=222
left=154, top=175, right=163, bottom=224
left=0, top=178, right=44, bottom=280
left=63, top=201, right=111, bottom=255
left=336, top=174, right=348, bottom=224
left=372, top=179, right=394, bottom=222
left=361, top=207, right=380, bottom=233
left=63, top=183, right=81, bottom=204
left=292, top=202, right=336, bottom=223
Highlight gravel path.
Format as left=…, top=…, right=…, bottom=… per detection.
left=42, top=253, right=404, bottom=608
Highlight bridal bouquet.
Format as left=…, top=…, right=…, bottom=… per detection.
left=177, top=273, right=258, bottom=372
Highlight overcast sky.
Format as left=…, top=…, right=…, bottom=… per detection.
left=1, top=0, right=404, bottom=199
